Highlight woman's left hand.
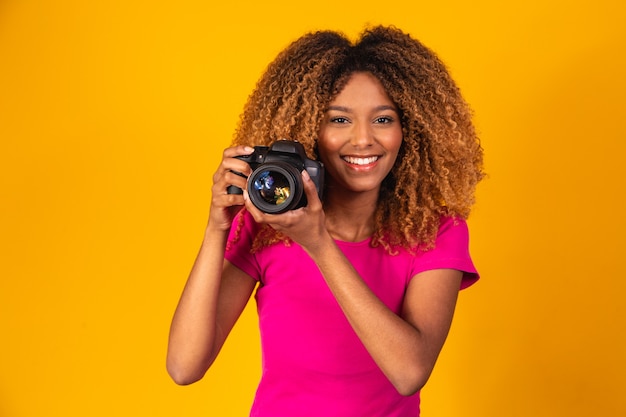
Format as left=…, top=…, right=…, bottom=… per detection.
left=243, top=170, right=330, bottom=252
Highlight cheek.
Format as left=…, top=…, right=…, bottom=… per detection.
left=317, top=146, right=335, bottom=170
left=386, top=135, right=404, bottom=170
left=316, top=133, right=340, bottom=159
left=388, top=131, right=403, bottom=156
left=315, top=141, right=331, bottom=168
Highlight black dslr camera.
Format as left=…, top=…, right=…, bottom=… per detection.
left=227, top=140, right=324, bottom=214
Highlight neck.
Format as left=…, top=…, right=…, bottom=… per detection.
left=323, top=188, right=378, bottom=242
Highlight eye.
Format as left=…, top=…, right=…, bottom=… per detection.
left=374, top=116, right=394, bottom=124
left=330, top=116, right=350, bottom=124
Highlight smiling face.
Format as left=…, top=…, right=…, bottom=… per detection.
left=317, top=72, right=403, bottom=199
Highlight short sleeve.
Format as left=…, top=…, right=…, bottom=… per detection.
left=410, top=217, right=479, bottom=289
left=224, top=210, right=262, bottom=281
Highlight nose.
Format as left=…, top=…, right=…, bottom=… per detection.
left=350, top=120, right=374, bottom=148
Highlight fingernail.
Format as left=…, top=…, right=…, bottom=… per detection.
left=302, top=170, right=310, bottom=181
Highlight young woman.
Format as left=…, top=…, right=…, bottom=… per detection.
left=167, top=26, right=484, bottom=416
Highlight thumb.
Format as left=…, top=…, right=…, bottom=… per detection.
left=301, top=170, right=322, bottom=208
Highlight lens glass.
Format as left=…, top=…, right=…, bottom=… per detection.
left=253, top=170, right=291, bottom=206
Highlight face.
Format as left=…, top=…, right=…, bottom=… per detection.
left=317, top=72, right=403, bottom=196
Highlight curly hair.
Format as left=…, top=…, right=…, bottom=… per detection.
left=230, top=25, right=484, bottom=253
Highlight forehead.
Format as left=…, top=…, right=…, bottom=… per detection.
left=329, top=72, right=396, bottom=110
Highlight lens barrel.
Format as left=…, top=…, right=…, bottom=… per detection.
left=247, top=162, right=304, bottom=214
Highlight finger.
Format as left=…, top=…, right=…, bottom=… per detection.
left=243, top=189, right=296, bottom=229
left=214, top=147, right=248, bottom=176
left=242, top=189, right=268, bottom=223
left=224, top=170, right=248, bottom=194
left=212, top=181, right=245, bottom=206
left=301, top=170, right=322, bottom=210
left=222, top=145, right=255, bottom=159
left=217, top=145, right=256, bottom=192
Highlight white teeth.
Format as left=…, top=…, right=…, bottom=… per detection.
left=343, top=156, right=379, bottom=165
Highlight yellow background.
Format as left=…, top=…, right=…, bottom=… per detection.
left=1, top=0, right=625, bottom=416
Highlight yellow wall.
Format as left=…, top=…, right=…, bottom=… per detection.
left=1, top=1, right=624, bottom=416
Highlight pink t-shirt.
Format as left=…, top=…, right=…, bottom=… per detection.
left=225, top=210, right=478, bottom=417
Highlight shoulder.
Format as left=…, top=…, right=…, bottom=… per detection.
left=409, top=216, right=479, bottom=289
left=434, top=216, right=470, bottom=249
left=226, top=209, right=258, bottom=255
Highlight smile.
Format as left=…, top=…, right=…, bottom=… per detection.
left=342, top=156, right=379, bottom=165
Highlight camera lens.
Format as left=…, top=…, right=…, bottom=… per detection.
left=247, top=163, right=304, bottom=213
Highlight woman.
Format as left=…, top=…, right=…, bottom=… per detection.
left=167, top=25, right=484, bottom=416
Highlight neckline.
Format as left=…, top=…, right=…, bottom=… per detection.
left=334, top=236, right=373, bottom=246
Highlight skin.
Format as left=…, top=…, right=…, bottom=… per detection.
left=167, top=72, right=463, bottom=396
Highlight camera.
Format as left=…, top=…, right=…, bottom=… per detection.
left=227, top=140, right=324, bottom=214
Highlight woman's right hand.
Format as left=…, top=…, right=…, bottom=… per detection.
left=208, top=145, right=255, bottom=232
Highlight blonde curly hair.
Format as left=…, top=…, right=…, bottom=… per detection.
left=230, top=25, right=484, bottom=253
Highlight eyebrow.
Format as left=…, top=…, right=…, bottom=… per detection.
left=327, top=104, right=398, bottom=113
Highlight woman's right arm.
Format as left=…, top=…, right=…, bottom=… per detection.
left=166, top=146, right=257, bottom=385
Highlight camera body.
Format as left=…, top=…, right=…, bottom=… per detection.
left=227, top=140, right=324, bottom=214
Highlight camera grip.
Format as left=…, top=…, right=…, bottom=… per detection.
left=226, top=185, right=243, bottom=194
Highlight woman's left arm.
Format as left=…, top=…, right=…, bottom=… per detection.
left=305, top=240, right=462, bottom=396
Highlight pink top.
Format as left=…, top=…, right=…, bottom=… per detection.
left=225, top=211, right=478, bottom=417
